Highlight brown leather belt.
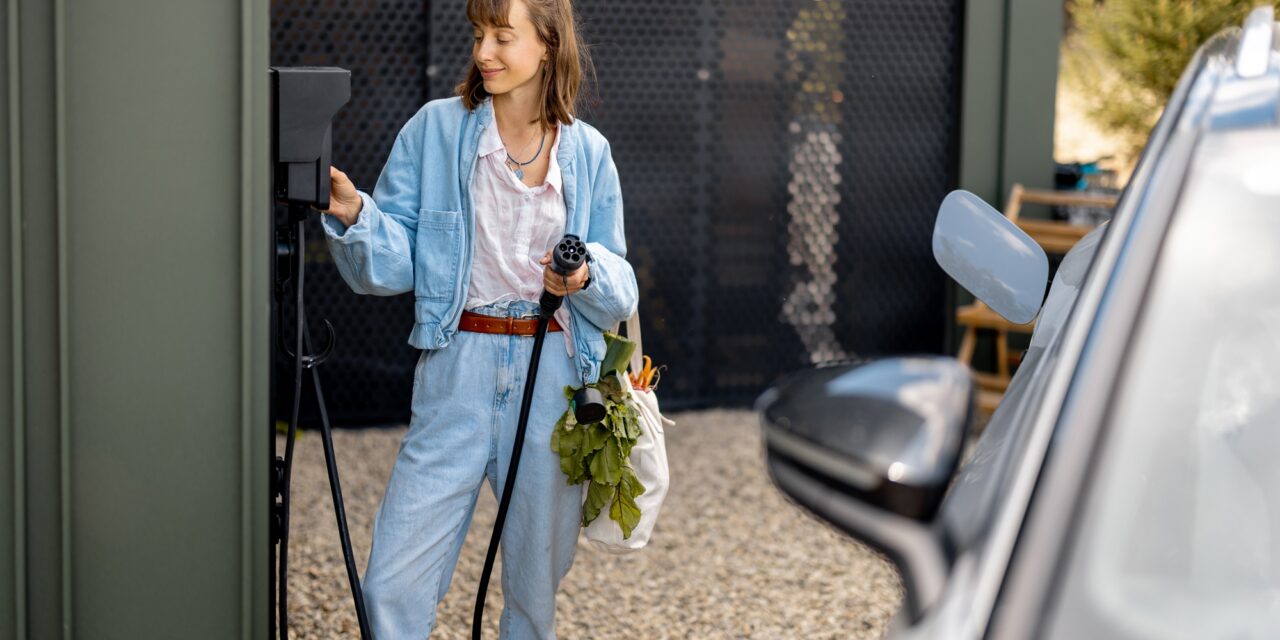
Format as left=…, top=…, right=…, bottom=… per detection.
left=458, top=310, right=562, bottom=336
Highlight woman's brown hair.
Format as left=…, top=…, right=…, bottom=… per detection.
left=457, top=0, right=596, bottom=128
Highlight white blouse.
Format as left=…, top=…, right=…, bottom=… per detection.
left=465, top=115, right=575, bottom=356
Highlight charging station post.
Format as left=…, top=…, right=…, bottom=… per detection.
left=268, top=66, right=371, bottom=640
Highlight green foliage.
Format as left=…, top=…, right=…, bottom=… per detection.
left=599, top=331, right=637, bottom=379
left=1066, top=0, right=1275, bottom=156
left=549, top=332, right=648, bottom=538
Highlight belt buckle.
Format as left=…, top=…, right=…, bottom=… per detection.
left=517, top=311, right=541, bottom=335
left=521, top=311, right=541, bottom=334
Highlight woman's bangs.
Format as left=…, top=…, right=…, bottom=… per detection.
left=466, top=0, right=513, bottom=29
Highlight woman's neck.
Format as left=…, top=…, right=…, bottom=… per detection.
left=492, top=88, right=545, bottom=134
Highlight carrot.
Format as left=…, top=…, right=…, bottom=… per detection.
left=629, top=355, right=660, bottom=390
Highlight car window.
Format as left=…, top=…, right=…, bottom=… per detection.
left=1048, top=129, right=1280, bottom=639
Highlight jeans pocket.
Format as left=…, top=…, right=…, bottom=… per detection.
left=416, top=208, right=463, bottom=301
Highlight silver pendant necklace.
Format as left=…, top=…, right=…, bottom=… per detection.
left=504, top=128, right=546, bottom=180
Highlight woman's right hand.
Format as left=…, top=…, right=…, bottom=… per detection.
left=320, top=165, right=363, bottom=228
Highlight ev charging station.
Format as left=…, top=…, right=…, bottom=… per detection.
left=268, top=66, right=371, bottom=638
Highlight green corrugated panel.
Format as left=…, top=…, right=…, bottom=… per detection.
left=960, top=0, right=1008, bottom=204
left=58, top=0, right=268, bottom=636
left=960, top=0, right=1062, bottom=205
left=16, top=0, right=63, bottom=636
left=1001, top=0, right=1063, bottom=206
left=3, top=0, right=18, bottom=637
left=6, top=0, right=270, bottom=636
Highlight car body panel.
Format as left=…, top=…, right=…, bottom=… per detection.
left=898, top=21, right=1280, bottom=640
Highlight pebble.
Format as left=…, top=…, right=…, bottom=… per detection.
left=275, top=409, right=902, bottom=638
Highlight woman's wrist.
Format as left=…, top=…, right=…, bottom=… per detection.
left=341, top=197, right=363, bottom=228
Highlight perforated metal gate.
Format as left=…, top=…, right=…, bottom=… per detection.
left=271, top=0, right=962, bottom=426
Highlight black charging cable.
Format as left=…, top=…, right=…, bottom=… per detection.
left=471, top=235, right=600, bottom=639
left=275, top=208, right=372, bottom=640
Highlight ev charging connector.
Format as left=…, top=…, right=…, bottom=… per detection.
left=546, top=236, right=607, bottom=424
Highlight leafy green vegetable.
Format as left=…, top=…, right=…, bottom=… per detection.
left=612, top=466, right=645, bottom=538
left=550, top=331, right=648, bottom=538
left=600, top=332, right=637, bottom=381
left=582, top=480, right=612, bottom=527
left=588, top=436, right=621, bottom=485
left=585, top=421, right=611, bottom=453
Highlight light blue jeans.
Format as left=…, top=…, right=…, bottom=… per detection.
left=361, top=299, right=582, bottom=639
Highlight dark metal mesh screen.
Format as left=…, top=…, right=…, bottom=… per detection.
left=271, top=0, right=428, bottom=427
left=271, top=0, right=961, bottom=425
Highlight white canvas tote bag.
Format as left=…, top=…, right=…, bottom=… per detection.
left=584, top=312, right=673, bottom=553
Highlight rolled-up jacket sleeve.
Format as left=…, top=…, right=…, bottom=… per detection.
left=321, top=127, right=421, bottom=296
left=571, top=141, right=639, bottom=330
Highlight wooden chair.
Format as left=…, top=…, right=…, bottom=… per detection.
left=955, top=184, right=1118, bottom=413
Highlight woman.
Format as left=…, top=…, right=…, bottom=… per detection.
left=318, top=0, right=638, bottom=636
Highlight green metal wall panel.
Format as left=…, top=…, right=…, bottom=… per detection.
left=65, top=3, right=244, bottom=631
left=5, top=0, right=270, bottom=637
left=960, top=0, right=1007, bottom=204
left=2, top=0, right=16, bottom=637
left=242, top=1, right=272, bottom=638
left=63, top=0, right=269, bottom=636
left=17, top=0, right=64, bottom=636
left=1001, top=0, right=1063, bottom=202
left=960, top=0, right=1062, bottom=205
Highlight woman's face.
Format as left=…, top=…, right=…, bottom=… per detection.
left=472, top=0, right=549, bottom=99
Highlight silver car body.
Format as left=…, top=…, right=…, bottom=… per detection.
left=897, top=10, right=1280, bottom=639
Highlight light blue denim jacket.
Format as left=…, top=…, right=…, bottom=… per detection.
left=320, top=96, right=639, bottom=385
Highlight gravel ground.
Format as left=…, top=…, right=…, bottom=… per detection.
left=275, top=409, right=902, bottom=639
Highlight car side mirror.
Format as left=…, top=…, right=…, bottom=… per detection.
left=757, top=356, right=973, bottom=621
left=933, top=190, right=1049, bottom=324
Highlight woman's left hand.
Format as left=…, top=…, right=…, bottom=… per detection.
left=539, top=249, right=590, bottom=296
